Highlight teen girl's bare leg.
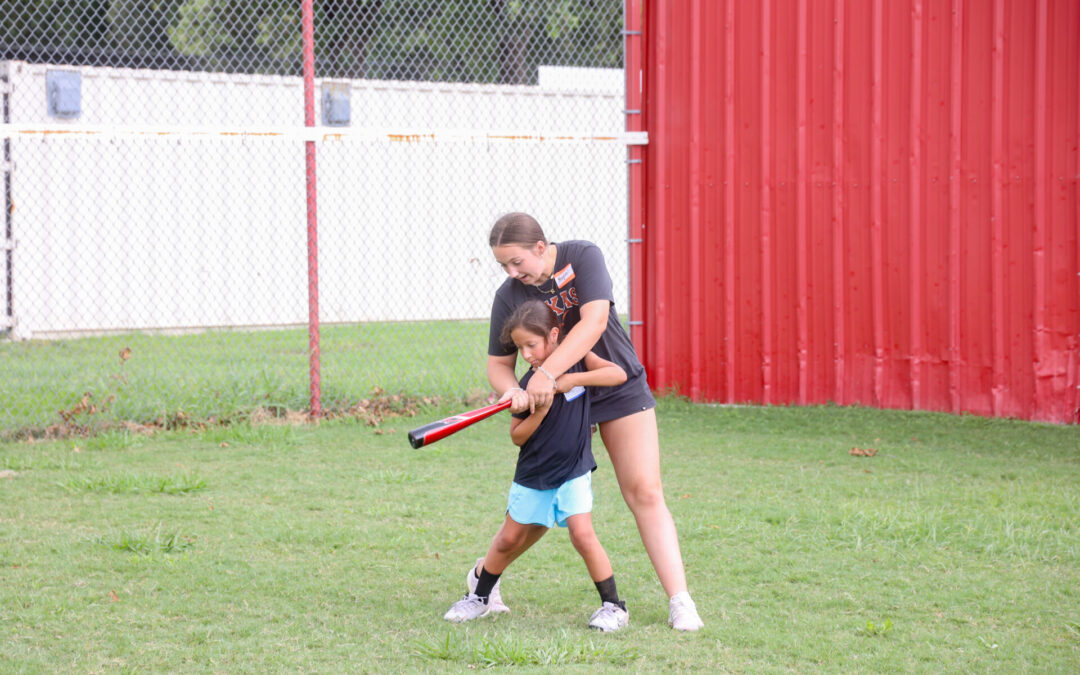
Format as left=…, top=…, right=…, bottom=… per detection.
left=600, top=409, right=703, bottom=630
left=598, top=408, right=688, bottom=597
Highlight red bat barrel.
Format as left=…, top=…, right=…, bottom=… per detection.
left=407, top=399, right=512, bottom=449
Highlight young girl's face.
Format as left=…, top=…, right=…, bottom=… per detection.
left=510, top=326, right=559, bottom=368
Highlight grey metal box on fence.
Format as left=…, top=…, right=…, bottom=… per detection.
left=46, top=70, right=82, bottom=118
left=321, top=83, right=351, bottom=126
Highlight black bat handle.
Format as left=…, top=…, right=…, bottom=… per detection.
left=407, top=422, right=446, bottom=449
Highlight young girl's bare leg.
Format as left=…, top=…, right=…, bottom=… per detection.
left=565, top=512, right=612, bottom=581
left=471, top=517, right=546, bottom=611
left=482, top=516, right=548, bottom=574
left=566, top=512, right=628, bottom=632
left=447, top=516, right=545, bottom=623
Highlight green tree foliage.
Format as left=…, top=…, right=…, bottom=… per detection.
left=168, top=0, right=303, bottom=73
left=107, top=1, right=182, bottom=57
left=0, top=1, right=110, bottom=57
left=1, top=0, right=184, bottom=68
left=0, top=0, right=623, bottom=83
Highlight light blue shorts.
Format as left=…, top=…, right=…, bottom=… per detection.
left=507, top=472, right=593, bottom=529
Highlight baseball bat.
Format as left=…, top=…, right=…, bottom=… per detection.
left=407, top=399, right=513, bottom=449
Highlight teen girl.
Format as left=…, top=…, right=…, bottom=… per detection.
left=480, top=212, right=704, bottom=631
left=444, top=300, right=629, bottom=631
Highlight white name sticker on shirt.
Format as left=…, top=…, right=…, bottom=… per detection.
left=564, top=385, right=586, bottom=402
left=554, top=263, right=576, bottom=288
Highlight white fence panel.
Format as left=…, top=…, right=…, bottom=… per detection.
left=3, top=61, right=627, bottom=336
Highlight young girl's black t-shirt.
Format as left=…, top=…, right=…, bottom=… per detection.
left=510, top=362, right=596, bottom=490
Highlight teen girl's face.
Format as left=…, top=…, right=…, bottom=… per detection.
left=492, top=242, right=547, bottom=286
left=510, top=326, right=558, bottom=368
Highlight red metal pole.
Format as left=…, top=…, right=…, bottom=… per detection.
left=1075, top=7, right=1080, bottom=424
left=761, top=0, right=774, bottom=405
left=991, top=0, right=1005, bottom=417
left=1033, top=0, right=1048, bottom=419
left=302, top=0, right=321, bottom=418
left=871, top=0, right=885, bottom=407
left=832, top=0, right=846, bottom=404
left=724, top=0, right=737, bottom=402
left=797, top=0, right=809, bottom=405
left=650, top=2, right=670, bottom=387
left=1071, top=6, right=1080, bottom=421
left=948, top=0, right=964, bottom=414
left=689, top=0, right=702, bottom=400
left=909, top=0, right=924, bottom=411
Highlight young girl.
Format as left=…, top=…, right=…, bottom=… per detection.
left=444, top=300, right=630, bottom=631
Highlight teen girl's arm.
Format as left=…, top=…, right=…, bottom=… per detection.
left=556, top=351, right=626, bottom=391
left=488, top=354, right=530, bottom=413
left=523, top=299, right=609, bottom=407
left=509, top=400, right=552, bottom=447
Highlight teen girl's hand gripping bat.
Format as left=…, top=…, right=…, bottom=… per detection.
left=407, top=399, right=513, bottom=449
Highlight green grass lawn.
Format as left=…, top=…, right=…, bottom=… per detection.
left=0, top=321, right=491, bottom=438
left=1, top=399, right=1077, bottom=672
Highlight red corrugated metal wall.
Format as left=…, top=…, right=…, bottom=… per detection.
left=634, top=0, right=1080, bottom=423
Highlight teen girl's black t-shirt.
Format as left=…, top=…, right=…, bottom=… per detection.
left=488, top=240, right=646, bottom=411
left=510, top=362, right=595, bottom=490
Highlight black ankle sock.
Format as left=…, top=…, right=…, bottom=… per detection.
left=594, top=575, right=625, bottom=610
left=475, top=566, right=501, bottom=600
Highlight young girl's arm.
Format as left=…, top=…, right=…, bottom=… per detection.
left=509, top=401, right=551, bottom=447
left=510, top=354, right=624, bottom=446
left=556, top=352, right=626, bottom=391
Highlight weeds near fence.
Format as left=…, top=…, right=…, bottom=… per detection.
left=52, top=345, right=133, bottom=436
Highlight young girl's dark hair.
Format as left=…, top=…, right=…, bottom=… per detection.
left=500, top=300, right=560, bottom=347
left=489, top=212, right=548, bottom=248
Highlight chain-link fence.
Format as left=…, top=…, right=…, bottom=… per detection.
left=0, top=1, right=633, bottom=438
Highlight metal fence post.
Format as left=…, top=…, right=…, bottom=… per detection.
left=302, top=0, right=321, bottom=418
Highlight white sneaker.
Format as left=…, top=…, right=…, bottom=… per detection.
left=588, top=601, right=629, bottom=632
left=467, top=558, right=509, bottom=614
left=443, top=593, right=491, bottom=622
left=668, top=591, right=704, bottom=631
